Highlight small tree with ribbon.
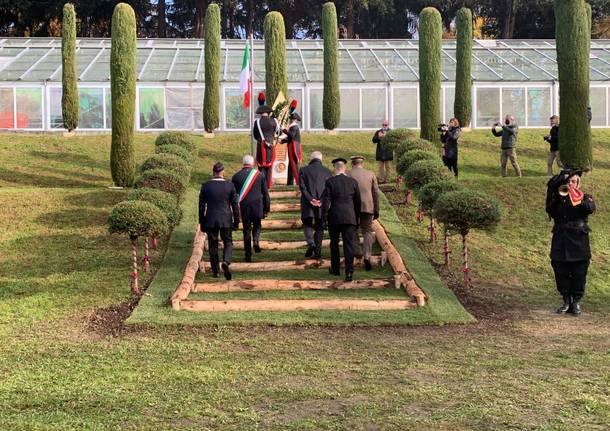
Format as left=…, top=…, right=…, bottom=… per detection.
left=135, top=168, right=188, bottom=199
left=404, top=159, right=451, bottom=210
left=395, top=137, right=435, bottom=161
left=155, top=131, right=198, bottom=155
left=156, top=144, right=196, bottom=165
left=433, top=190, right=501, bottom=288
left=419, top=180, right=464, bottom=252
left=140, top=153, right=192, bottom=179
left=108, top=200, right=168, bottom=294
left=396, top=149, right=439, bottom=178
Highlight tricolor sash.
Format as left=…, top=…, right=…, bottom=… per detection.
left=239, top=168, right=260, bottom=203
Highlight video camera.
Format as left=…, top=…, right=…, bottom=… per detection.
left=437, top=123, right=449, bottom=132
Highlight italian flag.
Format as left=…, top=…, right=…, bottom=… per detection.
left=240, top=42, right=251, bottom=109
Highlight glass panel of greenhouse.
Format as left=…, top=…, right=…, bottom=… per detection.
left=0, top=37, right=609, bottom=131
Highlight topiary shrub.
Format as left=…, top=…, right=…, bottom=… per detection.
left=203, top=3, right=220, bottom=132
left=418, top=7, right=442, bottom=143
left=110, top=2, right=137, bottom=187
left=380, top=128, right=416, bottom=153
left=397, top=149, right=439, bottom=177
left=395, top=138, right=435, bottom=160
left=135, top=168, right=188, bottom=198
left=61, top=3, right=79, bottom=131
left=419, top=179, right=465, bottom=247
left=454, top=7, right=472, bottom=128
left=433, top=189, right=501, bottom=287
left=264, top=11, right=288, bottom=107
left=155, top=131, right=198, bottom=155
left=322, top=2, right=340, bottom=130
left=127, top=187, right=182, bottom=227
left=404, top=159, right=450, bottom=190
left=108, top=200, right=168, bottom=294
left=156, top=144, right=196, bottom=165
left=140, top=153, right=191, bottom=179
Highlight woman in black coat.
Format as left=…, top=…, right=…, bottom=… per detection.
left=441, top=117, right=461, bottom=177
left=546, top=171, right=596, bottom=315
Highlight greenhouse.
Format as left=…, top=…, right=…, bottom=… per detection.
left=0, top=37, right=609, bottom=132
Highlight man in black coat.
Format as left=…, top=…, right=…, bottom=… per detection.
left=371, top=120, right=392, bottom=183
left=440, top=118, right=461, bottom=177
left=231, top=154, right=270, bottom=262
left=544, top=115, right=561, bottom=176
left=546, top=170, right=596, bottom=315
left=299, top=151, right=332, bottom=259
left=199, top=162, right=240, bottom=280
left=322, top=158, right=362, bottom=282
left=282, top=111, right=303, bottom=186
left=252, top=92, right=280, bottom=188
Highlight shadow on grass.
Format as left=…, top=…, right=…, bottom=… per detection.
left=29, top=150, right=108, bottom=171
left=0, top=168, right=99, bottom=188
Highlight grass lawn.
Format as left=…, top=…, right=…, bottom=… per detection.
left=1, top=130, right=609, bottom=430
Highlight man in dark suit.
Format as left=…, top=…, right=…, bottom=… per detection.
left=231, top=154, right=270, bottom=262
left=299, top=151, right=331, bottom=260
left=322, top=157, right=361, bottom=282
left=252, top=92, right=280, bottom=188
left=199, top=162, right=240, bottom=280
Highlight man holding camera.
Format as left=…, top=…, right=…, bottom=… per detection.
left=492, top=114, right=522, bottom=178
left=372, top=120, right=392, bottom=183
left=544, top=115, right=562, bottom=176
left=440, top=118, right=461, bottom=177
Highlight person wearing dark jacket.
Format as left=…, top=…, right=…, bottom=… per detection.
left=492, top=114, right=522, bottom=177
left=282, top=111, right=303, bottom=186
left=199, top=162, right=240, bottom=280
left=441, top=117, right=461, bottom=177
left=322, top=158, right=362, bottom=282
left=252, top=92, right=280, bottom=188
left=299, top=151, right=332, bottom=259
left=546, top=170, right=596, bottom=315
left=372, top=120, right=392, bottom=183
left=544, top=115, right=562, bottom=176
left=231, top=155, right=270, bottom=262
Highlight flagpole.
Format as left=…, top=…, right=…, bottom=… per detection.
left=249, top=33, right=255, bottom=157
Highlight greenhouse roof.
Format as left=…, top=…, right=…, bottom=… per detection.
left=1, top=37, right=609, bottom=83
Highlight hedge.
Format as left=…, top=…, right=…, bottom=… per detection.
left=156, top=144, right=196, bottom=165
left=203, top=3, right=220, bottom=132
left=140, top=154, right=191, bottom=179
left=404, top=159, right=450, bottom=189
left=135, top=168, right=188, bottom=197
left=418, top=7, right=442, bottom=143
left=61, top=3, right=79, bottom=131
left=380, top=128, right=416, bottom=153
left=154, top=131, right=198, bottom=154
left=395, top=138, right=435, bottom=160
left=264, top=12, right=288, bottom=107
left=127, top=187, right=182, bottom=228
left=419, top=180, right=464, bottom=214
left=108, top=200, right=168, bottom=239
left=322, top=2, right=340, bottom=130
left=454, top=7, right=472, bottom=128
left=396, top=149, right=439, bottom=177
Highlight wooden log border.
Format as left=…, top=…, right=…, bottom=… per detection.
left=169, top=228, right=205, bottom=310
left=179, top=299, right=416, bottom=312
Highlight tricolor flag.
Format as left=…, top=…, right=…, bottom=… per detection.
left=240, top=42, right=251, bottom=109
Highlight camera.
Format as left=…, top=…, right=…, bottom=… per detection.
left=437, top=123, right=449, bottom=132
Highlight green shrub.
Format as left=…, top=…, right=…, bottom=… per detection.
left=127, top=187, right=182, bottom=228
left=396, top=149, right=439, bottom=177
left=156, top=144, right=196, bottom=165
left=110, top=2, right=137, bottom=187
left=135, top=169, right=188, bottom=197
left=555, top=0, right=592, bottom=170
left=61, top=3, right=79, bottom=131
left=203, top=3, right=220, bottom=132
left=419, top=180, right=464, bottom=214
left=108, top=200, right=168, bottom=239
left=395, top=138, right=435, bottom=160
left=154, top=131, right=198, bottom=155
left=433, top=190, right=501, bottom=236
left=454, top=7, right=472, bottom=128
left=322, top=2, right=340, bottom=130
left=418, top=7, right=442, bottom=143
left=380, top=128, right=416, bottom=152
left=404, top=159, right=450, bottom=189
left=264, top=12, right=288, bottom=107
left=140, top=154, right=191, bottom=180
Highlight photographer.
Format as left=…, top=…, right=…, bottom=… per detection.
left=544, top=115, right=562, bottom=176
left=546, top=170, right=596, bottom=315
left=372, top=120, right=392, bottom=183
left=492, top=114, right=522, bottom=178
left=440, top=118, right=461, bottom=177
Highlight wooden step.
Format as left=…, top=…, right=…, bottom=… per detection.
left=261, top=219, right=302, bottom=229
left=269, top=190, right=300, bottom=199
left=199, top=255, right=386, bottom=273
left=194, top=278, right=394, bottom=293
left=214, top=239, right=365, bottom=250
left=270, top=202, right=300, bottom=212
left=178, top=298, right=416, bottom=312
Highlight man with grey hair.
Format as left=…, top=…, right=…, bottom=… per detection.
left=298, top=151, right=331, bottom=259
left=231, top=154, right=270, bottom=262
left=492, top=114, right=522, bottom=177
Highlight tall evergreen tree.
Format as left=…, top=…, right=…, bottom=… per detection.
left=203, top=3, right=220, bottom=132
left=322, top=2, right=340, bottom=130
left=555, top=0, right=592, bottom=170
left=418, top=7, right=442, bottom=143
left=110, top=3, right=137, bottom=187
left=263, top=11, right=288, bottom=106
left=454, top=7, right=472, bottom=129
left=61, top=3, right=79, bottom=131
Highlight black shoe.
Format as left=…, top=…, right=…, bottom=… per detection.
left=556, top=295, right=571, bottom=314
left=314, top=253, right=322, bottom=260
left=329, top=268, right=340, bottom=276
left=305, top=245, right=315, bottom=258
left=345, top=273, right=353, bottom=282
left=221, top=262, right=232, bottom=280
left=569, top=301, right=582, bottom=315
left=364, top=259, right=372, bottom=271
left=254, top=244, right=261, bottom=253
left=245, top=255, right=252, bottom=263
left=212, top=272, right=219, bottom=278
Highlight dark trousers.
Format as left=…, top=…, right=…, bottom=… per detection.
left=206, top=228, right=233, bottom=274
left=287, top=160, right=300, bottom=186
left=551, top=259, right=590, bottom=301
left=242, top=217, right=261, bottom=258
left=258, top=166, right=272, bottom=188
left=328, top=224, right=357, bottom=275
left=303, top=217, right=324, bottom=257
left=443, top=156, right=458, bottom=177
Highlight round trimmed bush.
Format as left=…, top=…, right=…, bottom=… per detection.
left=433, top=189, right=501, bottom=235
left=404, top=159, right=450, bottom=189
left=156, top=144, right=196, bottom=165
left=380, top=128, right=416, bottom=152
left=155, top=131, right=198, bottom=155
left=108, top=200, right=168, bottom=239
left=397, top=149, right=439, bottom=177
left=419, top=180, right=465, bottom=214
left=135, top=168, right=188, bottom=197
left=140, top=154, right=191, bottom=179
left=395, top=138, right=435, bottom=160
left=127, top=187, right=182, bottom=228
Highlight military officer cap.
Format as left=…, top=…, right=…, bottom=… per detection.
left=331, top=157, right=348, bottom=165
left=350, top=155, right=365, bottom=162
left=212, top=162, right=225, bottom=173
left=289, top=112, right=301, bottom=121
left=255, top=105, right=273, bottom=115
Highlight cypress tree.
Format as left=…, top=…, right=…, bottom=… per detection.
left=264, top=12, right=288, bottom=107
left=454, top=7, right=472, bottom=129
left=61, top=3, right=79, bottom=131
left=322, top=2, right=340, bottom=130
left=418, top=7, right=442, bottom=143
left=555, top=0, right=592, bottom=170
left=203, top=3, right=220, bottom=132
left=110, top=3, right=137, bottom=187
